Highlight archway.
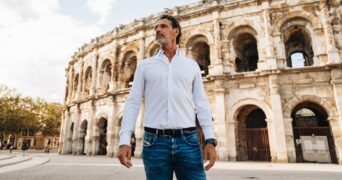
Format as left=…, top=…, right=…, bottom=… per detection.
left=80, top=120, right=88, bottom=155
left=100, top=59, right=112, bottom=92
left=68, top=122, right=74, bottom=154
left=84, top=67, right=92, bottom=95
left=98, top=118, right=108, bottom=155
left=236, top=105, right=271, bottom=161
left=186, top=35, right=211, bottom=76
left=121, top=51, right=137, bottom=87
left=291, top=102, right=337, bottom=163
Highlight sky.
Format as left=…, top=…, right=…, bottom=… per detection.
left=0, top=0, right=198, bottom=103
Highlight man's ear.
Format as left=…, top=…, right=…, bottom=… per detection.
left=174, top=28, right=180, bottom=35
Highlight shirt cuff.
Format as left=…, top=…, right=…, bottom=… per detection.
left=201, top=126, right=216, bottom=140
left=119, top=131, right=132, bottom=146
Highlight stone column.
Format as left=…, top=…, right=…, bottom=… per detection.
left=106, top=99, right=115, bottom=157
left=273, top=34, right=286, bottom=68
left=227, top=120, right=237, bottom=161
left=268, top=75, right=288, bottom=162
left=85, top=101, right=95, bottom=156
left=90, top=53, right=98, bottom=96
left=75, top=62, right=83, bottom=100
left=213, top=79, right=229, bottom=160
left=331, top=69, right=342, bottom=129
left=262, top=6, right=277, bottom=69
left=283, top=117, right=296, bottom=162
left=320, top=0, right=341, bottom=64
left=139, top=30, right=145, bottom=60
left=110, top=42, right=118, bottom=91
left=72, top=105, right=81, bottom=155
left=59, top=109, right=69, bottom=154
left=210, top=9, right=223, bottom=75
left=66, top=67, right=73, bottom=103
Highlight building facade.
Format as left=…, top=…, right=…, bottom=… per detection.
left=59, top=0, right=342, bottom=164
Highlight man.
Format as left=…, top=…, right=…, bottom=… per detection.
left=118, top=14, right=217, bottom=180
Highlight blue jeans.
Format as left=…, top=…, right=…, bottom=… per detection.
left=142, top=131, right=206, bottom=180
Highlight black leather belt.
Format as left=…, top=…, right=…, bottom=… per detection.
left=144, top=127, right=196, bottom=137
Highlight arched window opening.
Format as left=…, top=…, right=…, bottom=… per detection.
left=291, top=102, right=337, bottom=163
left=192, top=42, right=210, bottom=76
left=98, top=118, right=108, bottom=155
left=234, top=33, right=259, bottom=72
left=73, top=74, right=79, bottom=95
left=101, top=60, right=112, bottom=92
left=80, top=120, right=88, bottom=155
left=187, top=35, right=211, bottom=77
left=284, top=26, right=314, bottom=68
left=84, top=67, right=92, bottom=95
left=121, top=51, right=137, bottom=87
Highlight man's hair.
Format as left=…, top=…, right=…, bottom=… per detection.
left=158, top=14, right=182, bottom=44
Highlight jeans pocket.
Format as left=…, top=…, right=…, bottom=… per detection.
left=183, top=133, right=200, bottom=146
left=143, top=133, right=156, bottom=147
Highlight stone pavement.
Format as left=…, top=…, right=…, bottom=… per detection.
left=0, top=150, right=342, bottom=179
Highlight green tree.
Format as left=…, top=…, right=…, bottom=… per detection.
left=0, top=84, right=62, bottom=135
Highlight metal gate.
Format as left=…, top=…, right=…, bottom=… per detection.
left=293, top=127, right=337, bottom=163
left=242, top=128, right=271, bottom=162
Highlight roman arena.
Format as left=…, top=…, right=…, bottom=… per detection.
left=59, top=0, right=342, bottom=164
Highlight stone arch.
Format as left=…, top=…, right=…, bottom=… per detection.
left=290, top=101, right=338, bottom=163
left=185, top=34, right=211, bottom=76
left=73, top=73, right=79, bottom=95
left=99, top=59, right=112, bottom=93
left=271, top=11, right=322, bottom=35
left=119, top=45, right=139, bottom=62
left=145, top=42, right=160, bottom=57
left=229, top=100, right=272, bottom=162
left=83, top=66, right=92, bottom=95
left=228, top=98, right=272, bottom=123
left=227, top=25, right=259, bottom=73
left=120, top=50, right=138, bottom=87
left=280, top=17, right=315, bottom=67
left=283, top=95, right=338, bottom=119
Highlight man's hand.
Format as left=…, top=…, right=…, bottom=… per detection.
left=117, top=145, right=132, bottom=168
left=203, top=144, right=216, bottom=171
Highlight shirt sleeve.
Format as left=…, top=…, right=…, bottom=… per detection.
left=119, top=63, right=144, bottom=146
left=192, top=64, right=216, bottom=140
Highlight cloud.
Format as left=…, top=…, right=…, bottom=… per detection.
left=86, top=0, right=116, bottom=25
left=0, top=0, right=104, bottom=103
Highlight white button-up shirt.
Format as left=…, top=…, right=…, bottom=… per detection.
left=119, top=48, right=215, bottom=146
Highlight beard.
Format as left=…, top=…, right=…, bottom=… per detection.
left=156, top=34, right=167, bottom=45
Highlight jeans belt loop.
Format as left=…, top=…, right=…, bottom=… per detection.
left=156, top=129, right=159, bottom=136
left=180, top=129, right=184, bottom=136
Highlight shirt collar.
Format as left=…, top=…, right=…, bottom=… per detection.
left=157, top=48, right=180, bottom=58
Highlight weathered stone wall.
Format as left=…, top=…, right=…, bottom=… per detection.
left=59, top=0, right=342, bottom=164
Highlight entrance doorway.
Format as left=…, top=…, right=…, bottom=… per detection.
left=292, top=102, right=337, bottom=163
left=237, top=105, right=271, bottom=161
left=98, top=118, right=107, bottom=155
left=80, top=120, right=88, bottom=155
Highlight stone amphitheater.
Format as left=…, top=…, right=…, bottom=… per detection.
left=59, top=0, right=342, bottom=164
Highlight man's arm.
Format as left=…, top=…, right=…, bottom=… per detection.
left=192, top=64, right=217, bottom=170
left=118, top=63, right=144, bottom=168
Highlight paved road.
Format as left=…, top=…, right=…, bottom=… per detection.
left=0, top=153, right=342, bottom=180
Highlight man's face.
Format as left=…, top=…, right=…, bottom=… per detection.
left=155, top=19, right=179, bottom=46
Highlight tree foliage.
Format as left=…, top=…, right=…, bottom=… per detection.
left=0, top=84, right=61, bottom=136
